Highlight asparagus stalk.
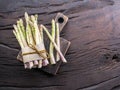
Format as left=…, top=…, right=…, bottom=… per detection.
left=17, top=21, right=27, bottom=47
left=31, top=15, right=42, bottom=68
left=30, top=14, right=49, bottom=67
left=56, top=23, right=60, bottom=61
left=30, top=15, right=39, bottom=44
left=38, top=60, right=42, bottom=68
left=13, top=29, right=24, bottom=48
left=19, top=19, right=29, bottom=64
left=39, top=26, right=49, bottom=66
left=49, top=19, right=56, bottom=64
left=13, top=21, right=31, bottom=69
left=19, top=19, right=26, bottom=39
left=18, top=19, right=32, bottom=69
left=13, top=24, right=26, bottom=47
left=24, top=12, right=35, bottom=69
left=25, top=12, right=35, bottom=46
left=41, top=24, right=67, bottom=63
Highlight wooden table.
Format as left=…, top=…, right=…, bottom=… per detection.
left=1, top=0, right=120, bottom=90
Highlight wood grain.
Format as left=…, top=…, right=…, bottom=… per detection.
left=1, top=0, right=120, bottom=90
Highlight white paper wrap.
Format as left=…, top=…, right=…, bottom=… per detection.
left=22, top=46, right=43, bottom=63
left=35, top=43, right=45, bottom=51
left=22, top=42, right=48, bottom=63
left=36, top=43, right=49, bottom=64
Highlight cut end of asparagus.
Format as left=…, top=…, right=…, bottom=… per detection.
left=24, top=63, right=27, bottom=69
left=63, top=60, right=67, bottom=63
left=29, top=62, right=34, bottom=69
left=38, top=60, right=42, bottom=68
left=34, top=60, right=39, bottom=65
left=42, top=59, right=49, bottom=66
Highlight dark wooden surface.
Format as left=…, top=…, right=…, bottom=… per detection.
left=1, top=0, right=120, bottom=90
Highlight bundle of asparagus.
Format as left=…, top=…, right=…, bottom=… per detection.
left=13, top=12, right=67, bottom=69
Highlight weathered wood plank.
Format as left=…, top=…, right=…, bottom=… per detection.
left=1, top=0, right=120, bottom=90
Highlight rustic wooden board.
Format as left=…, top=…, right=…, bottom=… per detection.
left=17, top=12, right=70, bottom=75
left=1, top=0, right=120, bottom=90
left=17, top=37, right=70, bottom=75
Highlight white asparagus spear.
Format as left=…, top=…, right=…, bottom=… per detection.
left=13, top=22, right=32, bottom=69
left=38, top=60, right=42, bottom=68
left=49, top=19, right=56, bottom=64
left=41, top=25, right=67, bottom=63
left=39, top=25, right=49, bottom=66
left=25, top=13, right=34, bottom=68
left=31, top=15, right=49, bottom=67
left=56, top=23, right=60, bottom=61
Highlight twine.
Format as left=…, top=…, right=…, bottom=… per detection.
left=22, top=44, right=49, bottom=59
